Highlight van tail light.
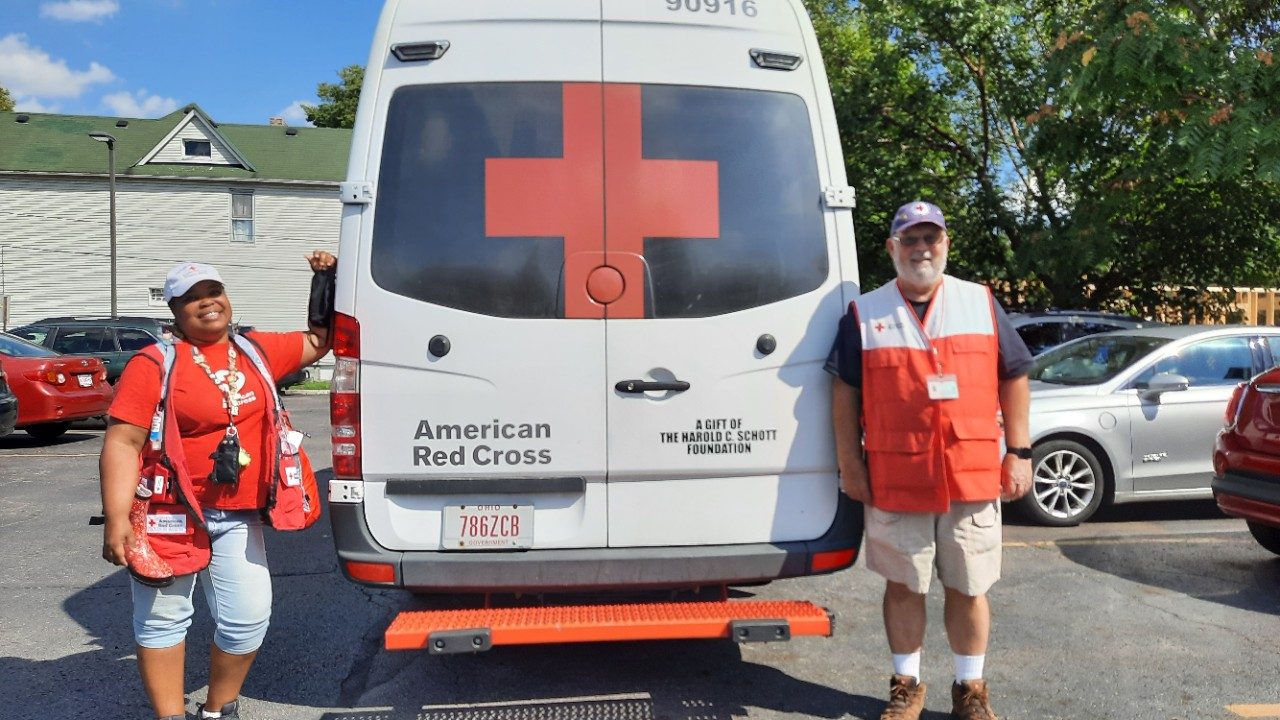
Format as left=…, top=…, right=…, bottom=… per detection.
left=333, top=311, right=360, bottom=358
left=345, top=560, right=395, bottom=584
left=331, top=312, right=362, bottom=480
left=1224, top=383, right=1248, bottom=427
left=810, top=548, right=856, bottom=573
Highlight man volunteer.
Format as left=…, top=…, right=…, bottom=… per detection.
left=828, top=201, right=1033, bottom=720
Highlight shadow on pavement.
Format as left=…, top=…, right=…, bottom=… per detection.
left=1002, top=498, right=1228, bottom=527
left=312, top=640, right=900, bottom=720
left=0, top=430, right=102, bottom=449
left=1027, top=497, right=1280, bottom=616
left=17, top=473, right=879, bottom=720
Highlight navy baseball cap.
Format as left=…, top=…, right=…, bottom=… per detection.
left=890, top=201, right=947, bottom=236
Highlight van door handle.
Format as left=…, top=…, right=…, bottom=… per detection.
left=615, top=379, right=690, bottom=393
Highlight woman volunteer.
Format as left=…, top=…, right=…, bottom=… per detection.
left=99, top=251, right=336, bottom=720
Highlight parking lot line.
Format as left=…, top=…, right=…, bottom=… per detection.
left=0, top=452, right=101, bottom=458
left=1006, top=535, right=1239, bottom=548
left=1227, top=704, right=1280, bottom=718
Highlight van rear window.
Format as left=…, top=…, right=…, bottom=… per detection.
left=372, top=82, right=827, bottom=319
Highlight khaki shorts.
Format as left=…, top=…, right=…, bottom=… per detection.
left=863, top=500, right=1002, bottom=596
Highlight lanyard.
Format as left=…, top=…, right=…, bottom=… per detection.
left=190, top=343, right=241, bottom=420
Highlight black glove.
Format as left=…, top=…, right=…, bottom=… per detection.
left=308, top=264, right=336, bottom=328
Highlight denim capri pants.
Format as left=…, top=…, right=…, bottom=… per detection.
left=131, top=509, right=272, bottom=654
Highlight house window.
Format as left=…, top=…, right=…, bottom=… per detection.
left=231, top=191, right=254, bottom=244
left=149, top=288, right=166, bottom=306
left=184, top=139, right=212, bottom=157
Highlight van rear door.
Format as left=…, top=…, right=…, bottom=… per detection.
left=600, top=2, right=851, bottom=546
left=356, top=1, right=610, bottom=551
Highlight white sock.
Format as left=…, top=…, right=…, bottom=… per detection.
left=954, top=653, right=985, bottom=683
left=892, top=650, right=921, bottom=679
left=201, top=710, right=222, bottom=719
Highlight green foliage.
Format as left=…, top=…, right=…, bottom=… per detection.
left=809, top=0, right=1280, bottom=315
left=303, top=65, right=364, bottom=129
left=0, top=86, right=13, bottom=113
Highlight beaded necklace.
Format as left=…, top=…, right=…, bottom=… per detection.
left=190, top=343, right=241, bottom=417
left=190, top=342, right=253, bottom=468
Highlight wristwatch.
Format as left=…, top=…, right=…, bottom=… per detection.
left=1006, top=446, right=1033, bottom=460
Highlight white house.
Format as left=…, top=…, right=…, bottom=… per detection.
left=0, top=105, right=350, bottom=348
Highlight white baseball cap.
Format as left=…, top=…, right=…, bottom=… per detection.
left=163, top=262, right=223, bottom=302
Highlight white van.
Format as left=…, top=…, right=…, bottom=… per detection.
left=329, top=0, right=862, bottom=596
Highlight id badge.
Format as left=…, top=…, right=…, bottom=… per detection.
left=927, top=373, right=960, bottom=400
left=151, top=465, right=169, bottom=498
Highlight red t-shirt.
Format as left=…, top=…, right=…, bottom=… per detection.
left=110, top=332, right=305, bottom=511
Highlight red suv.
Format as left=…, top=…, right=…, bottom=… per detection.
left=1213, top=366, right=1280, bottom=556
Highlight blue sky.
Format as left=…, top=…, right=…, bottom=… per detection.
left=0, top=0, right=381, bottom=125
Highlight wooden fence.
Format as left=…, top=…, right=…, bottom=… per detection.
left=1230, top=288, right=1280, bottom=325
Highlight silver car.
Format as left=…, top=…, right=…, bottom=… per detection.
left=1023, top=325, right=1280, bottom=525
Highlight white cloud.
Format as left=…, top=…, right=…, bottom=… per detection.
left=13, top=97, right=60, bottom=113
left=275, top=101, right=314, bottom=127
left=102, top=90, right=181, bottom=117
left=40, top=0, right=120, bottom=22
left=0, top=34, right=115, bottom=98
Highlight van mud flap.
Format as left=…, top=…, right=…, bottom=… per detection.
left=385, top=600, right=833, bottom=652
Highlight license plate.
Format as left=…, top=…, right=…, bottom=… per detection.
left=441, top=504, right=533, bottom=550
left=76, top=374, right=93, bottom=387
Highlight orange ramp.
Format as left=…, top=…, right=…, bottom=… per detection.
left=385, top=599, right=833, bottom=653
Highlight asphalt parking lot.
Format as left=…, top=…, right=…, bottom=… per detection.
left=2, top=395, right=1278, bottom=720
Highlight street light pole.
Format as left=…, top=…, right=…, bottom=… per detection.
left=88, top=132, right=118, bottom=318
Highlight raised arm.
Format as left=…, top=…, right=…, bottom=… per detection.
left=300, top=250, right=337, bottom=368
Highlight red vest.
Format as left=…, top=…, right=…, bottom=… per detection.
left=853, top=276, right=1003, bottom=512
left=135, top=334, right=319, bottom=575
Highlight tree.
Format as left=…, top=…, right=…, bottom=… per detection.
left=807, top=0, right=1083, bottom=297
left=1033, top=0, right=1280, bottom=318
left=807, top=0, right=1280, bottom=316
left=0, top=85, right=13, bottom=112
left=303, top=65, right=364, bottom=129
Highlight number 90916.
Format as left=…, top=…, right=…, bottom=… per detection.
left=666, top=0, right=758, bottom=17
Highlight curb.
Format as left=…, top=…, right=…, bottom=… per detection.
left=283, top=389, right=330, bottom=396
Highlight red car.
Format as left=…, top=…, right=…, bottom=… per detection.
left=1213, top=365, right=1280, bottom=557
left=0, top=332, right=113, bottom=440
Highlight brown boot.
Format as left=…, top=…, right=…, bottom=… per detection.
left=951, top=679, right=998, bottom=719
left=879, top=674, right=926, bottom=720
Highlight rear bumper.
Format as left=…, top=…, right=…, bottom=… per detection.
left=0, top=395, right=17, bottom=436
left=330, top=494, right=864, bottom=593
left=16, top=384, right=111, bottom=426
left=1212, top=471, right=1280, bottom=527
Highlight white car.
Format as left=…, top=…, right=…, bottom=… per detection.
left=1024, top=325, right=1280, bottom=525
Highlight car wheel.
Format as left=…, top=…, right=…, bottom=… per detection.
left=1246, top=521, right=1280, bottom=556
left=25, top=422, right=71, bottom=441
left=1019, top=440, right=1106, bottom=526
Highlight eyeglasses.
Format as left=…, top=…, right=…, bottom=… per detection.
left=892, top=232, right=945, bottom=248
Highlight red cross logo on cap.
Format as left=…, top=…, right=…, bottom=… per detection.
left=486, top=83, right=720, bottom=319
left=913, top=203, right=929, bottom=214
left=874, top=321, right=885, bottom=332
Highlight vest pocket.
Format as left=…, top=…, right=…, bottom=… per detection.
left=864, top=430, right=933, bottom=454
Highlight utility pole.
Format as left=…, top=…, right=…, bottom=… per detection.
left=87, top=132, right=118, bottom=318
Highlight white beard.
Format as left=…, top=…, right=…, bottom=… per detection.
left=893, top=252, right=947, bottom=287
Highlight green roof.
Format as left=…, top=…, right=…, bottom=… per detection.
left=0, top=103, right=351, bottom=183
